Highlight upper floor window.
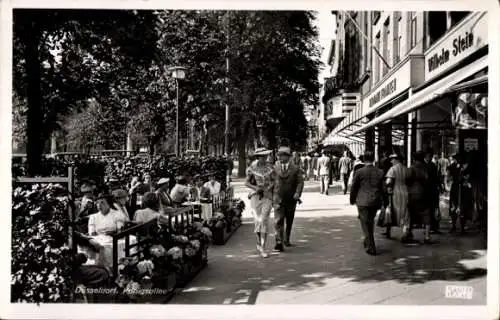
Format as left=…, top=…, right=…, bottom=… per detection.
left=374, top=32, right=381, bottom=84
left=372, top=11, right=381, bottom=25
left=428, top=11, right=448, bottom=48
left=394, top=15, right=402, bottom=64
left=449, top=11, right=470, bottom=28
left=410, top=12, right=418, bottom=49
left=382, top=18, right=390, bottom=76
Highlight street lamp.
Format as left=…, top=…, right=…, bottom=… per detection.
left=168, top=66, right=187, bottom=157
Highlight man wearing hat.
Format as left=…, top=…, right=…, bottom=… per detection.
left=76, top=183, right=97, bottom=218
left=155, top=178, right=173, bottom=214
left=273, top=146, right=304, bottom=251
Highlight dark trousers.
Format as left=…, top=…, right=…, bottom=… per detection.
left=275, top=200, right=297, bottom=244
left=357, top=206, right=378, bottom=252
left=342, top=173, right=349, bottom=193
left=428, top=191, right=440, bottom=230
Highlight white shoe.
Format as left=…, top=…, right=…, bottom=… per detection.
left=260, top=250, right=269, bottom=258
left=257, top=244, right=262, bottom=252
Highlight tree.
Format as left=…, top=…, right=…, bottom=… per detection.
left=13, top=9, right=159, bottom=175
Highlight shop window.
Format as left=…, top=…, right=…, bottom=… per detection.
left=428, top=11, right=448, bottom=47
left=410, top=12, right=418, bottom=49
left=449, top=11, right=470, bottom=28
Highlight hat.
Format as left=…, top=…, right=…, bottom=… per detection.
left=80, top=184, right=93, bottom=193
left=389, top=153, right=402, bottom=160
left=157, top=178, right=170, bottom=186
left=96, top=192, right=114, bottom=201
left=112, top=189, right=128, bottom=199
left=277, top=146, right=291, bottom=156
left=253, top=147, right=272, bottom=157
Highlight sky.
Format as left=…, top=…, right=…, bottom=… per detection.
left=314, top=11, right=337, bottom=86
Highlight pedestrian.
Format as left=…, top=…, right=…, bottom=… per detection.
left=384, top=153, right=409, bottom=240
left=301, top=153, right=309, bottom=181
left=349, top=151, right=384, bottom=255
left=339, top=151, right=352, bottom=194
left=407, top=151, right=432, bottom=244
left=245, top=146, right=276, bottom=258
left=317, top=150, right=331, bottom=195
left=332, top=153, right=340, bottom=181
left=305, top=153, right=312, bottom=180
left=425, top=151, right=441, bottom=234
left=311, top=153, right=319, bottom=181
left=273, top=146, right=304, bottom=251
left=438, top=152, right=450, bottom=193
left=379, top=150, right=392, bottom=176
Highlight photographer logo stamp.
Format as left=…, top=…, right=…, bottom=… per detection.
left=445, top=285, right=473, bottom=300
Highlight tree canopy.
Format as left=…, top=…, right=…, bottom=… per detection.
left=13, top=9, right=321, bottom=175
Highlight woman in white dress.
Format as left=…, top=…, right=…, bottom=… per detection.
left=245, top=147, right=276, bottom=258
left=88, top=193, right=125, bottom=236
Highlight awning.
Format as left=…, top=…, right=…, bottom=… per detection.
left=448, top=74, right=487, bottom=92
left=349, top=55, right=488, bottom=136
left=324, top=134, right=364, bottom=146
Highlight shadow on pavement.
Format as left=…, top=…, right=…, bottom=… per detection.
left=170, top=215, right=487, bottom=305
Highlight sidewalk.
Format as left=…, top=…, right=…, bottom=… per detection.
left=170, top=181, right=487, bottom=305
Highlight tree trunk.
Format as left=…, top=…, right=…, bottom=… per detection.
left=25, top=23, right=44, bottom=176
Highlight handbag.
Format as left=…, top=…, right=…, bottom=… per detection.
left=347, top=170, right=354, bottom=189
left=376, top=202, right=392, bottom=227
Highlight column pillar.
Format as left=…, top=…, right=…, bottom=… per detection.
left=126, top=132, right=133, bottom=156
left=365, top=127, right=375, bottom=153
left=50, top=133, right=57, bottom=154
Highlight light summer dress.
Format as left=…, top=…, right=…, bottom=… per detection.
left=246, top=160, right=277, bottom=234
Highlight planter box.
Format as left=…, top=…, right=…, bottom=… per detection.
left=212, top=221, right=241, bottom=245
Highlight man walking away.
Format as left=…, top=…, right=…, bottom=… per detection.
left=318, top=150, right=331, bottom=195
left=332, top=154, right=340, bottom=181
left=339, top=151, right=352, bottom=194
left=425, top=151, right=441, bottom=234
left=274, top=146, right=304, bottom=251
left=438, top=152, right=450, bottom=193
left=349, top=151, right=384, bottom=255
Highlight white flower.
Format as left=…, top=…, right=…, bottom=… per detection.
left=190, top=240, right=201, bottom=251
left=149, top=244, right=166, bottom=257
left=201, top=227, right=212, bottom=238
left=137, top=260, right=154, bottom=275
left=167, top=246, right=183, bottom=260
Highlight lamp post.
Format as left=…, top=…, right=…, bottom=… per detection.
left=168, top=66, right=187, bottom=157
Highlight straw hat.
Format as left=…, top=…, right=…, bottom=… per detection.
left=112, top=189, right=128, bottom=199
left=157, top=178, right=170, bottom=186
left=277, top=146, right=291, bottom=156
left=253, top=147, right=272, bottom=156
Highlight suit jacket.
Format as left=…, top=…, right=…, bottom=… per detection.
left=349, top=164, right=384, bottom=208
left=425, top=160, right=439, bottom=196
left=274, top=161, right=304, bottom=205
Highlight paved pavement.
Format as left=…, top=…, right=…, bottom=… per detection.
left=170, top=180, right=487, bottom=305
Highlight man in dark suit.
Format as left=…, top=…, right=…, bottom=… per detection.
left=425, top=151, right=441, bottom=233
left=273, top=146, right=304, bottom=252
left=349, top=151, right=384, bottom=255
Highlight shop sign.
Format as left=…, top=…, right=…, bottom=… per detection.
left=425, top=12, right=488, bottom=81
left=362, top=58, right=412, bottom=116
left=464, top=138, right=478, bottom=151
left=326, top=96, right=343, bottom=119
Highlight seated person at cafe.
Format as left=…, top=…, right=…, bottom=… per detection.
left=155, top=178, right=173, bottom=214
left=76, top=183, right=97, bottom=218
left=192, top=175, right=211, bottom=202
left=170, top=176, right=193, bottom=206
left=73, top=252, right=112, bottom=288
left=88, top=193, right=126, bottom=236
left=203, top=173, right=222, bottom=196
left=112, top=189, right=132, bottom=222
left=133, top=192, right=170, bottom=224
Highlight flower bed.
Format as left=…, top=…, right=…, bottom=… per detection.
left=11, top=184, right=74, bottom=303
left=205, top=198, right=245, bottom=245
left=113, top=217, right=212, bottom=303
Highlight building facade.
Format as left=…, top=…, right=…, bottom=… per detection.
left=322, top=11, right=488, bottom=165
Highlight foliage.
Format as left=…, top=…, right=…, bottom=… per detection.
left=11, top=184, right=73, bottom=303
left=13, top=9, right=160, bottom=175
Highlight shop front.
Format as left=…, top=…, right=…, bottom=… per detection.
left=360, top=54, right=425, bottom=161
left=350, top=11, right=488, bottom=164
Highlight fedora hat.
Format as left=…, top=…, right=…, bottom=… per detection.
left=157, top=177, right=170, bottom=186
left=80, top=184, right=93, bottom=193
left=277, top=146, right=291, bottom=156
left=253, top=147, right=272, bottom=157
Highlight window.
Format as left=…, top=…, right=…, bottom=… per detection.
left=394, top=15, right=402, bottom=64
left=449, top=11, right=470, bottom=28
left=363, top=12, right=368, bottom=71
left=382, top=18, right=390, bottom=76
left=374, top=32, right=381, bottom=84
left=428, top=11, right=448, bottom=47
left=410, top=12, right=418, bottom=49
left=372, top=11, right=381, bottom=25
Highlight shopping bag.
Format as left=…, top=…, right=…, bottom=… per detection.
left=347, top=170, right=354, bottom=189
left=376, top=208, right=385, bottom=227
